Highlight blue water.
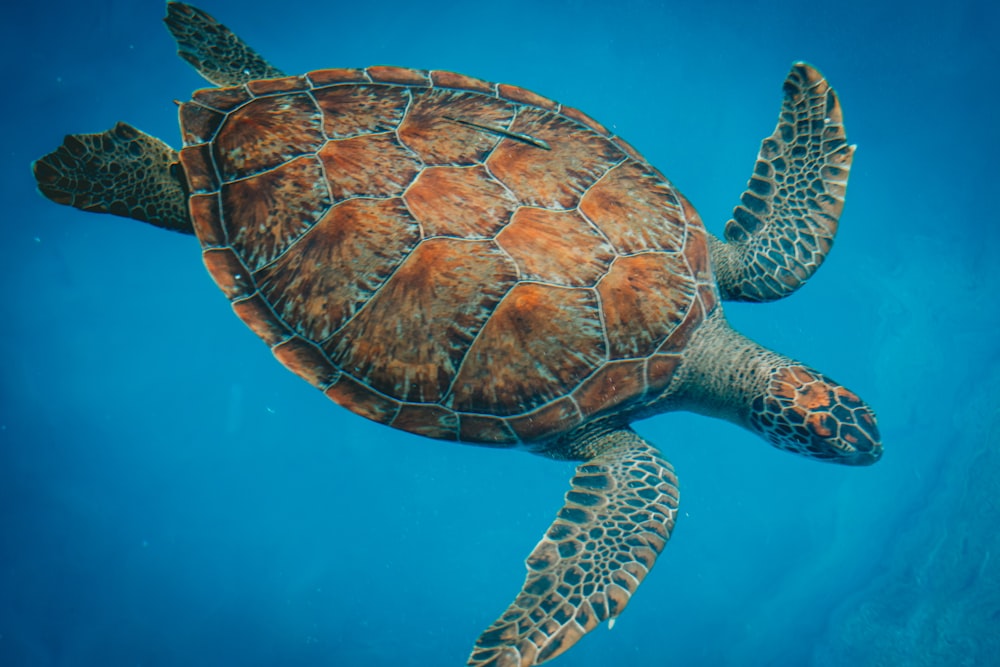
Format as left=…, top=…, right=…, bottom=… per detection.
left=2, top=1, right=998, bottom=665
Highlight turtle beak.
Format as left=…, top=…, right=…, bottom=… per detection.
left=834, top=403, right=882, bottom=466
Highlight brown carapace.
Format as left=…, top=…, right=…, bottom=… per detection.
left=32, top=3, right=882, bottom=666
left=178, top=65, right=716, bottom=447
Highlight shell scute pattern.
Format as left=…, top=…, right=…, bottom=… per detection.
left=190, top=85, right=253, bottom=113
left=325, top=238, right=518, bottom=404
left=246, top=74, right=310, bottom=95
left=398, top=88, right=515, bottom=165
left=213, top=92, right=324, bottom=181
left=318, top=133, right=420, bottom=200
left=253, top=197, right=421, bottom=342
left=486, top=109, right=627, bottom=210
left=313, top=85, right=409, bottom=139
left=405, top=165, right=519, bottom=239
left=495, top=208, right=617, bottom=287
left=220, top=155, right=331, bottom=270
left=178, top=66, right=715, bottom=445
left=448, top=282, right=605, bottom=416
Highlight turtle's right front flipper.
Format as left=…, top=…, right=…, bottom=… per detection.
left=468, top=429, right=679, bottom=666
left=164, top=2, right=285, bottom=87
left=710, top=63, right=855, bottom=302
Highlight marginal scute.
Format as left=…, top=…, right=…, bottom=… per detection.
left=307, top=67, right=368, bottom=86
left=187, top=193, right=224, bottom=245
left=179, top=102, right=225, bottom=146
left=202, top=247, right=253, bottom=299
left=559, top=105, right=610, bottom=136
left=677, top=193, right=711, bottom=280
left=367, top=65, right=430, bottom=86
left=430, top=69, right=494, bottom=93
left=324, top=373, right=400, bottom=425
left=507, top=397, right=582, bottom=442
left=610, top=135, right=645, bottom=163
left=392, top=404, right=460, bottom=440
left=178, top=143, right=218, bottom=193
left=246, top=74, right=308, bottom=95
left=497, top=83, right=558, bottom=110
left=272, top=336, right=339, bottom=388
left=699, top=282, right=719, bottom=316
left=190, top=85, right=252, bottom=113
left=459, top=415, right=519, bottom=446
left=231, top=293, right=288, bottom=347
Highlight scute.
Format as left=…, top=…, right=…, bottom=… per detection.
left=219, top=155, right=330, bottom=269
left=177, top=66, right=714, bottom=445
left=213, top=92, right=323, bottom=180
left=598, top=253, right=696, bottom=359
left=447, top=282, right=605, bottom=416
left=325, top=237, right=518, bottom=404
left=495, top=208, right=616, bottom=287
left=486, top=108, right=627, bottom=210
left=253, top=197, right=421, bottom=342
left=399, top=88, right=515, bottom=165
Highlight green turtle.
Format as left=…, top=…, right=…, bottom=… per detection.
left=32, top=3, right=882, bottom=665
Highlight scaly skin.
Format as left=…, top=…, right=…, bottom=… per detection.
left=666, top=308, right=881, bottom=465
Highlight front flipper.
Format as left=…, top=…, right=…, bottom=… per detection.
left=32, top=122, right=193, bottom=234
left=468, top=429, right=679, bottom=667
left=711, top=62, right=855, bottom=302
left=164, top=2, right=285, bottom=87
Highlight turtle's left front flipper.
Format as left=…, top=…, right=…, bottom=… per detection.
left=710, top=63, right=855, bottom=302
left=468, top=429, right=679, bottom=667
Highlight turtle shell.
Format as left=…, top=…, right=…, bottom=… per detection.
left=177, top=66, right=716, bottom=446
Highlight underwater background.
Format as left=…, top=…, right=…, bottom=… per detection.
left=2, top=0, right=998, bottom=665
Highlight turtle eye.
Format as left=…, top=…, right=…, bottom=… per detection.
left=749, top=365, right=882, bottom=465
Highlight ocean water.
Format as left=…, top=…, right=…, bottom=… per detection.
left=2, top=1, right=998, bottom=665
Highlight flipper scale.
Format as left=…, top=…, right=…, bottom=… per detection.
left=712, top=62, right=855, bottom=302
left=468, top=429, right=679, bottom=666
left=164, top=2, right=285, bottom=86
left=32, top=122, right=192, bottom=234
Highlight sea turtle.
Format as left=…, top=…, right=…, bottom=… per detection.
left=32, top=3, right=882, bottom=665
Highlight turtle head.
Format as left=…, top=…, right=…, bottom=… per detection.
left=748, top=365, right=882, bottom=465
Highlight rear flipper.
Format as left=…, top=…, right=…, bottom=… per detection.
left=164, top=2, right=285, bottom=86
left=32, top=121, right=194, bottom=235
left=710, top=62, right=855, bottom=302
left=468, top=429, right=679, bottom=666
